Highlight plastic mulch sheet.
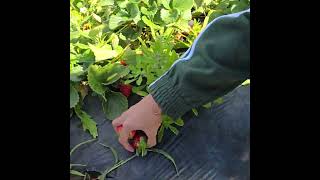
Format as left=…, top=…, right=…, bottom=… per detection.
left=70, top=86, right=250, bottom=180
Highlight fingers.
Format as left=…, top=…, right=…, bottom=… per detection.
left=119, top=124, right=134, bottom=152
left=112, top=113, right=126, bottom=132
left=145, top=129, right=157, bottom=148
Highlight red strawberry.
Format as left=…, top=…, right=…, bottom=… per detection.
left=120, top=60, right=127, bottom=66
left=131, top=135, right=141, bottom=149
left=119, top=84, right=132, bottom=97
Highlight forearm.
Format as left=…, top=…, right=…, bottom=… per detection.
left=149, top=9, right=250, bottom=119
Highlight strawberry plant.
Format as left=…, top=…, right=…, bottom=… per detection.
left=70, top=0, right=250, bottom=163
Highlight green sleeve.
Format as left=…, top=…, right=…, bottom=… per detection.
left=149, top=9, right=250, bottom=119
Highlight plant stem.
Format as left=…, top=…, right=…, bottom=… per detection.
left=70, top=139, right=96, bottom=156
left=99, top=154, right=138, bottom=180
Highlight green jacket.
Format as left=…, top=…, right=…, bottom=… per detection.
left=149, top=9, right=250, bottom=119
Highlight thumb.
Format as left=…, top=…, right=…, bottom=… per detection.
left=112, top=113, right=126, bottom=132
left=145, top=129, right=157, bottom=148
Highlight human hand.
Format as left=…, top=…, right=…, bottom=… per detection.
left=112, top=94, right=162, bottom=152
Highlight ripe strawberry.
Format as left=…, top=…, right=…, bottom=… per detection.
left=131, top=135, right=141, bottom=149
left=119, top=84, right=132, bottom=97
left=120, top=60, right=127, bottom=66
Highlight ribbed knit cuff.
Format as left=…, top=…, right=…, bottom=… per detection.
left=149, top=76, right=191, bottom=119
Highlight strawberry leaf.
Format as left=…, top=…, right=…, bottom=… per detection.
left=70, top=170, right=85, bottom=177
left=160, top=8, right=179, bottom=24
left=127, top=3, right=141, bottom=23
left=136, top=91, right=148, bottom=97
left=109, top=14, right=129, bottom=30
left=87, top=64, right=108, bottom=101
left=70, top=85, right=79, bottom=108
left=202, top=102, right=212, bottom=109
left=213, top=97, right=224, bottom=105
left=136, top=75, right=143, bottom=85
left=98, top=0, right=114, bottom=6
left=172, top=0, right=193, bottom=11
left=168, top=125, right=179, bottom=135
left=161, top=0, right=171, bottom=9
left=89, top=44, right=118, bottom=62
left=157, top=124, right=165, bottom=142
left=103, top=91, right=128, bottom=120
left=70, top=65, right=84, bottom=82
left=75, top=105, right=98, bottom=138
left=174, top=118, right=184, bottom=126
left=192, top=108, right=199, bottom=116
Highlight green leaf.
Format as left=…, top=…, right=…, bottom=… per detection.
left=148, top=148, right=179, bottom=176
left=201, top=9, right=213, bottom=31
left=142, top=16, right=161, bottom=29
left=202, top=102, right=212, bottom=109
left=70, top=164, right=86, bottom=169
left=127, top=3, right=141, bottom=23
left=88, top=63, right=129, bottom=99
left=160, top=8, right=179, bottom=24
left=129, top=0, right=141, bottom=3
left=87, top=64, right=107, bottom=100
left=172, top=0, right=193, bottom=11
left=174, top=118, right=184, bottom=126
left=111, top=34, right=119, bottom=49
left=157, top=124, right=165, bottom=142
left=194, top=0, right=204, bottom=8
left=88, top=24, right=107, bottom=38
left=141, top=7, right=151, bottom=16
left=161, top=0, right=171, bottom=9
left=70, top=65, right=84, bottom=82
left=109, top=14, right=129, bottom=30
left=181, top=9, right=192, bottom=20
left=102, top=66, right=130, bottom=85
left=75, top=105, right=98, bottom=138
left=117, top=0, right=130, bottom=8
left=70, top=170, right=85, bottom=177
left=119, top=33, right=126, bottom=40
left=70, top=138, right=96, bottom=156
left=230, top=2, right=249, bottom=13
left=213, top=97, right=224, bottom=105
left=136, top=75, right=143, bottom=85
left=89, top=44, right=118, bottom=61
left=102, top=91, right=128, bottom=120
left=136, top=91, right=148, bottom=97
left=92, top=13, right=102, bottom=23
left=192, top=108, right=199, bottom=116
left=242, top=79, right=250, bottom=86
left=132, top=84, right=146, bottom=92
left=99, top=0, right=114, bottom=6
left=168, top=125, right=179, bottom=135
left=70, top=85, right=80, bottom=108
left=75, top=42, right=89, bottom=49
left=124, top=78, right=137, bottom=84
left=208, top=10, right=224, bottom=22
